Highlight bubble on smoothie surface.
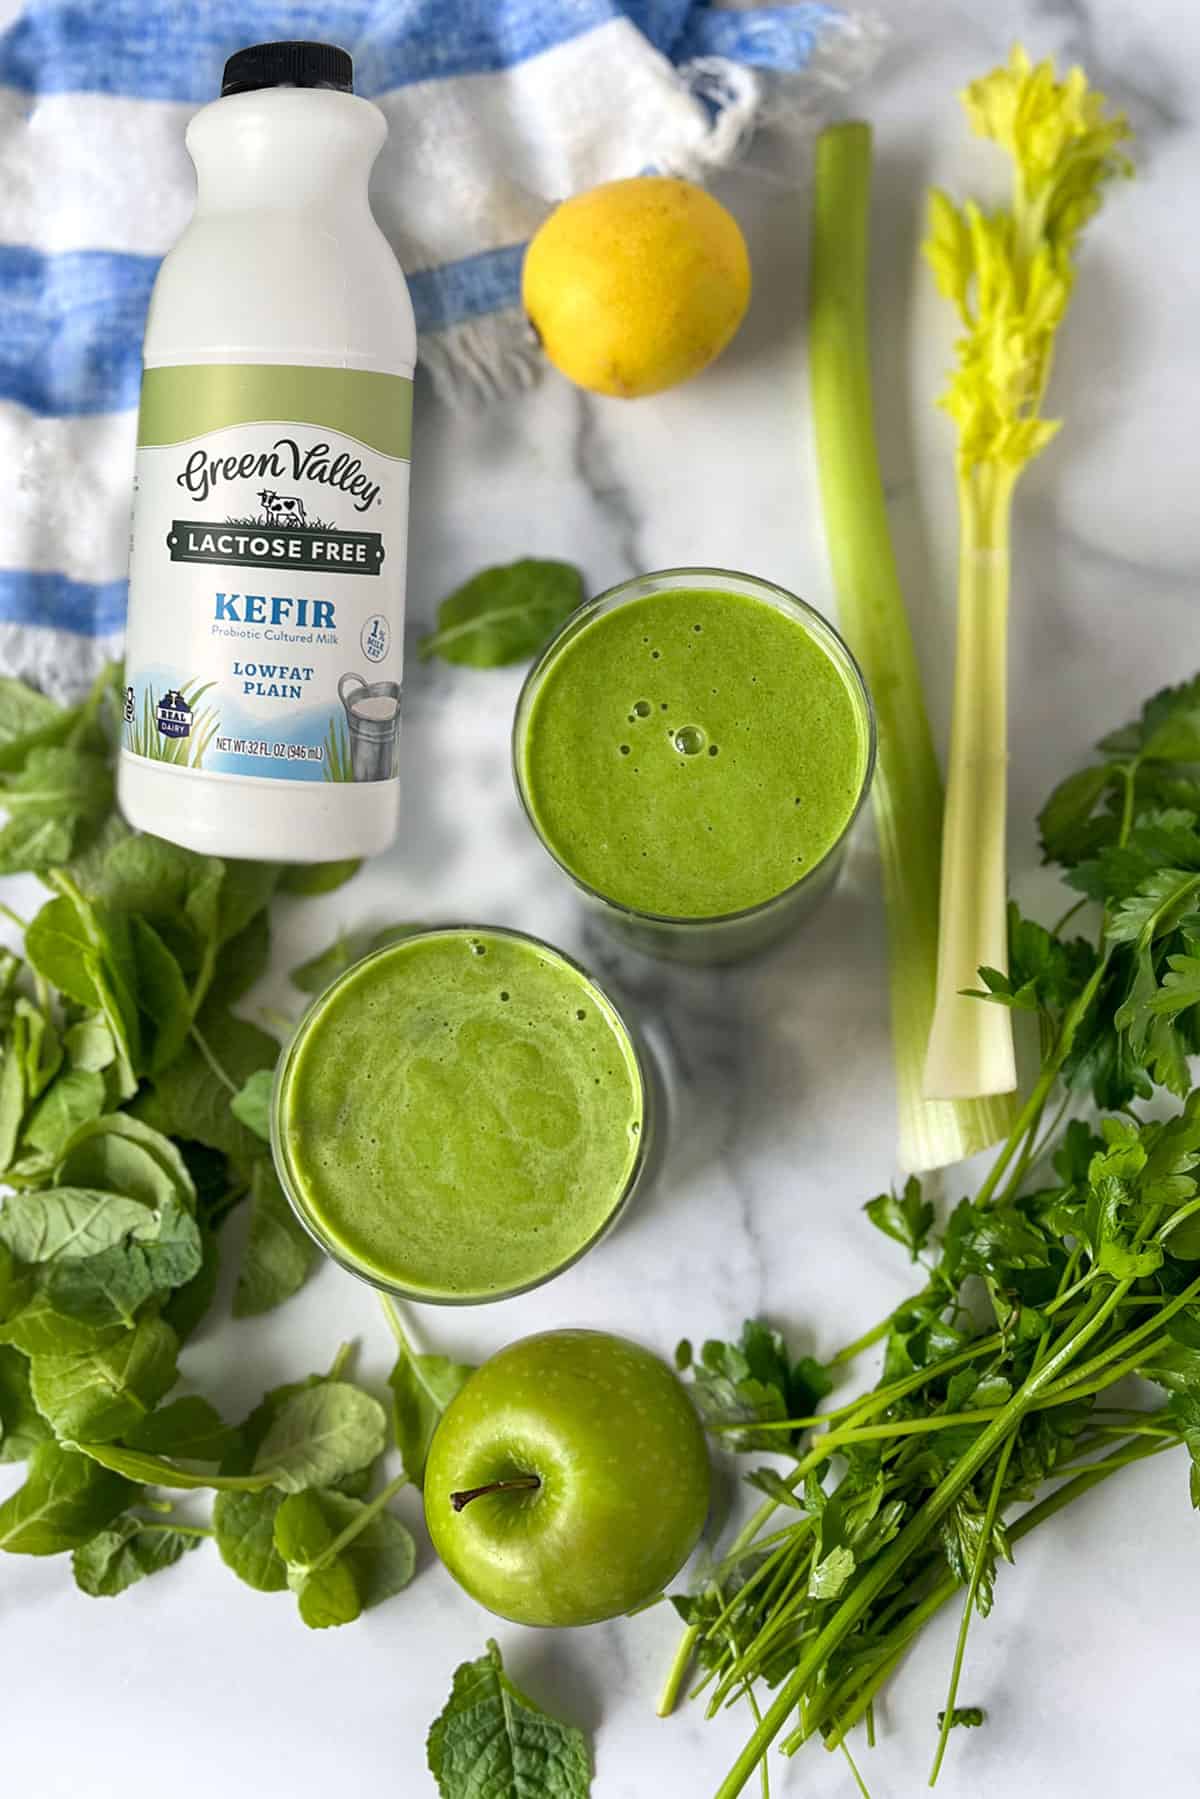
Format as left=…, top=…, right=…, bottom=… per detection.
left=633, top=699, right=652, bottom=717
left=674, top=725, right=706, bottom=756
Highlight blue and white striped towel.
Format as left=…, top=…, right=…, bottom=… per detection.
left=0, top=0, right=879, bottom=693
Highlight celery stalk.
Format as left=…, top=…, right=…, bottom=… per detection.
left=922, top=47, right=1132, bottom=1099
left=809, top=121, right=1014, bottom=1171
left=925, top=468, right=1018, bottom=1095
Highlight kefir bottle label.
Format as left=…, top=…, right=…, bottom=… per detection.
left=124, top=363, right=412, bottom=786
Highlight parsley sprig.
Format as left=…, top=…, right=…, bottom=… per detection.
left=665, top=671, right=1200, bottom=1795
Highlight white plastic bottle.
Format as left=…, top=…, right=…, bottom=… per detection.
left=119, top=41, right=416, bottom=861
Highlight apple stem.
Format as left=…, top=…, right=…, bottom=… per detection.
left=449, top=1474, right=542, bottom=1513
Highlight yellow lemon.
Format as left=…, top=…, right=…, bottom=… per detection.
left=522, top=175, right=751, bottom=398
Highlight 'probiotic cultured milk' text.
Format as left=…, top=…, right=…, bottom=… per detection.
left=119, top=40, right=416, bottom=860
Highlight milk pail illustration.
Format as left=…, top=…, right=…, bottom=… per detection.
left=339, top=673, right=402, bottom=782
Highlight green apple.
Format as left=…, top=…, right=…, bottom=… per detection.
left=424, top=1328, right=711, bottom=1627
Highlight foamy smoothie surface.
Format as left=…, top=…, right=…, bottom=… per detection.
left=519, top=585, right=870, bottom=919
left=274, top=929, right=645, bottom=1300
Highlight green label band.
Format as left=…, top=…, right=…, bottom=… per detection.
left=139, top=365, right=413, bottom=461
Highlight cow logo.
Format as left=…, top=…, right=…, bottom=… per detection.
left=258, top=489, right=307, bottom=525
left=361, top=614, right=390, bottom=662
left=156, top=688, right=193, bottom=739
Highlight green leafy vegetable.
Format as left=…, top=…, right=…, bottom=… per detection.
left=675, top=1319, right=831, bottom=1452
left=0, top=1188, right=152, bottom=1264
left=232, top=1161, right=316, bottom=1318
left=253, top=1380, right=388, bottom=1493
left=72, top=1512, right=205, bottom=1596
left=134, top=1000, right=277, bottom=1163
left=0, top=1441, right=134, bottom=1553
left=213, top=1488, right=288, bottom=1590
left=0, top=668, right=391, bottom=1619
left=74, top=1441, right=277, bottom=1493
left=23, top=1069, right=106, bottom=1156
left=56, top=1113, right=196, bottom=1211
left=45, top=1197, right=202, bottom=1328
left=865, top=1177, right=935, bottom=1260
left=428, top=1639, right=591, bottom=1799
left=277, top=859, right=361, bottom=897
left=271, top=1474, right=413, bottom=1629
left=0, top=1343, right=51, bottom=1461
left=418, top=559, right=583, bottom=668
left=230, top=1070, right=274, bottom=1143
left=305, top=1487, right=415, bottom=1610
left=289, top=921, right=421, bottom=995
left=383, top=1297, right=474, bottom=1487
left=28, top=1314, right=178, bottom=1442
left=125, top=1395, right=237, bottom=1462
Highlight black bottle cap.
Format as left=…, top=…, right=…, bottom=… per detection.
left=221, top=41, right=353, bottom=98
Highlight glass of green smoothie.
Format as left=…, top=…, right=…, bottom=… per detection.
left=513, top=568, right=876, bottom=962
left=271, top=927, right=652, bottom=1303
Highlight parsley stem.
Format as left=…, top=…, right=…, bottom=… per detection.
left=815, top=1434, right=1174, bottom=1760
left=1049, top=896, right=1088, bottom=937
left=1042, top=1265, right=1099, bottom=1315
left=720, top=1334, right=1011, bottom=1438
left=929, top=1435, right=1015, bottom=1785
left=827, top=1311, right=902, bottom=1367
left=839, top=1736, right=873, bottom=1799
left=1039, top=1270, right=1200, bottom=1396
left=820, top=1410, right=1003, bottom=1448
left=997, top=1086, right=1074, bottom=1206
left=1118, top=761, right=1138, bottom=846
left=973, top=955, right=1109, bottom=1210
left=714, top=1281, right=1130, bottom=1799
left=707, top=1531, right=808, bottom=1640
left=657, top=1625, right=699, bottom=1718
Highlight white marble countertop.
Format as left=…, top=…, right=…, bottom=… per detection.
left=5, top=1, right=1200, bottom=1794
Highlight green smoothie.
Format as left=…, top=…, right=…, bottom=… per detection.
left=517, top=583, right=871, bottom=919
left=273, top=929, right=646, bottom=1301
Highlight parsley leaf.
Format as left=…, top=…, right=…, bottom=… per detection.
left=677, top=1319, right=831, bottom=1451
left=865, top=1176, right=935, bottom=1259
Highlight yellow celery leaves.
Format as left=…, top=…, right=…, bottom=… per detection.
left=925, top=44, right=1131, bottom=476
left=963, top=43, right=1133, bottom=251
